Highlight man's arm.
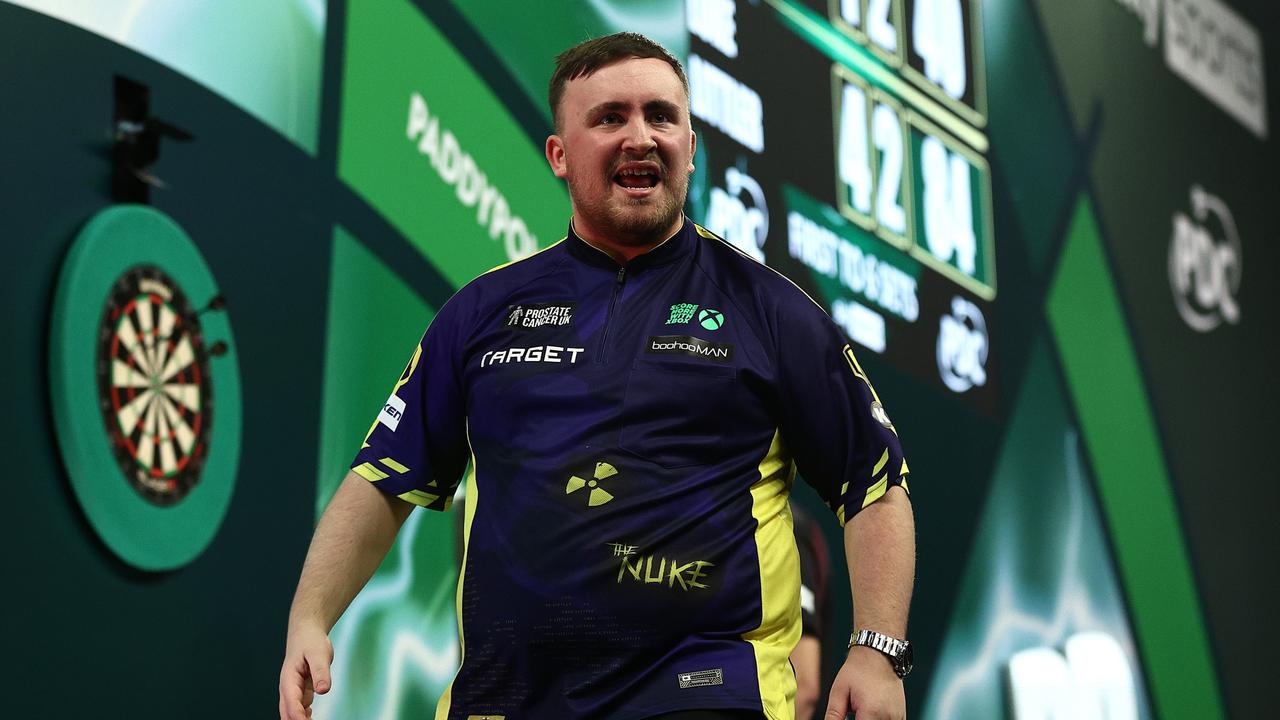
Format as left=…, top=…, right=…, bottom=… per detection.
left=824, top=485, right=915, bottom=720
left=278, top=470, right=415, bottom=720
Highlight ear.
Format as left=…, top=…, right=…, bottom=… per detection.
left=688, top=130, right=697, bottom=173
left=546, top=135, right=568, bottom=178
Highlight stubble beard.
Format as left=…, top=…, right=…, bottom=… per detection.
left=568, top=165, right=688, bottom=246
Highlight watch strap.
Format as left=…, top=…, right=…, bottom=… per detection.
left=848, top=628, right=912, bottom=677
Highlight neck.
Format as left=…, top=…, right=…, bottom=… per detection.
left=571, top=214, right=684, bottom=265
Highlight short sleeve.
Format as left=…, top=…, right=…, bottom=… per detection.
left=774, top=299, right=910, bottom=526
left=350, top=299, right=470, bottom=510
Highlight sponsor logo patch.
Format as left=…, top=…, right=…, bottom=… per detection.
left=506, top=302, right=574, bottom=329
left=667, top=302, right=700, bottom=325
left=646, top=335, right=734, bottom=363
left=697, top=307, right=725, bottom=330
left=379, top=394, right=406, bottom=432
left=870, top=400, right=894, bottom=430
left=678, top=668, right=724, bottom=689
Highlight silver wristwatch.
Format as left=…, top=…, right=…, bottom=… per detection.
left=848, top=628, right=913, bottom=678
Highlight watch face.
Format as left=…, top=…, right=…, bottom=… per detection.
left=898, top=641, right=914, bottom=677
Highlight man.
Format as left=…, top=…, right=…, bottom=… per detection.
left=280, top=32, right=914, bottom=720
left=789, top=501, right=831, bottom=720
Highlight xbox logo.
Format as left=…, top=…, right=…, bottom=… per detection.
left=698, top=308, right=724, bottom=331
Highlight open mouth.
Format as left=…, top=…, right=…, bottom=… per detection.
left=614, top=166, right=660, bottom=191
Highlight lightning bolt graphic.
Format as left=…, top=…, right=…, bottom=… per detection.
left=927, top=432, right=1147, bottom=719
left=314, top=481, right=468, bottom=719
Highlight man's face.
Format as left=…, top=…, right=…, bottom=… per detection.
left=546, top=57, right=696, bottom=246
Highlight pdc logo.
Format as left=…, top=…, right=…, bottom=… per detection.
left=936, top=297, right=988, bottom=394
left=1168, top=185, right=1242, bottom=332
left=705, top=167, right=768, bottom=262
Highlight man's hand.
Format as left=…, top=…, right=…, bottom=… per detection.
left=823, top=646, right=905, bottom=720
left=278, top=623, right=334, bottom=720
left=278, top=471, right=415, bottom=719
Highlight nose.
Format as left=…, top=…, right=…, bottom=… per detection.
left=620, top=117, right=657, bottom=155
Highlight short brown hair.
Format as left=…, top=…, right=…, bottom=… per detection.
left=548, top=32, right=688, bottom=131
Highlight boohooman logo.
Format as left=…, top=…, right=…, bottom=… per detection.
left=646, top=335, right=734, bottom=363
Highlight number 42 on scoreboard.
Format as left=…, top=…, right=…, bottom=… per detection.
left=832, top=64, right=996, bottom=300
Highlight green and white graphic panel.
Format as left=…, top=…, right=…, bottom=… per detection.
left=338, top=0, right=569, bottom=289
left=4, top=0, right=325, bottom=153
left=314, top=227, right=459, bottom=718
left=1046, top=197, right=1225, bottom=720
left=923, top=337, right=1152, bottom=720
left=445, top=0, right=687, bottom=128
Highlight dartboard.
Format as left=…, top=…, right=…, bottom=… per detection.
left=96, top=265, right=213, bottom=506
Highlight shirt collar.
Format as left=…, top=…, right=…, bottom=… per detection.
left=565, top=215, right=695, bottom=272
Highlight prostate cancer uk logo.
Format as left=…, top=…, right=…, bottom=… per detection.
left=1169, top=185, right=1242, bottom=333
left=506, top=302, right=574, bottom=330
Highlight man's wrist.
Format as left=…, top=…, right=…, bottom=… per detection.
left=845, top=644, right=898, bottom=675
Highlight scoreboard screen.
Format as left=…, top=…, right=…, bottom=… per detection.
left=687, top=0, right=996, bottom=413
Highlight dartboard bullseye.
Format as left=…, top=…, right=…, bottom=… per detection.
left=96, top=266, right=213, bottom=506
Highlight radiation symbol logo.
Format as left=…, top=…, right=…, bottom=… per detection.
left=698, top=308, right=724, bottom=331
left=565, top=461, right=618, bottom=507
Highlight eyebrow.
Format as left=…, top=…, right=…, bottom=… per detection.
left=584, top=99, right=683, bottom=120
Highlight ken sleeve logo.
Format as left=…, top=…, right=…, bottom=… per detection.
left=376, top=343, right=422, bottom=434
left=379, top=394, right=406, bottom=431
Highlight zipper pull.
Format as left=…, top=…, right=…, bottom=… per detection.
left=616, top=267, right=626, bottom=286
